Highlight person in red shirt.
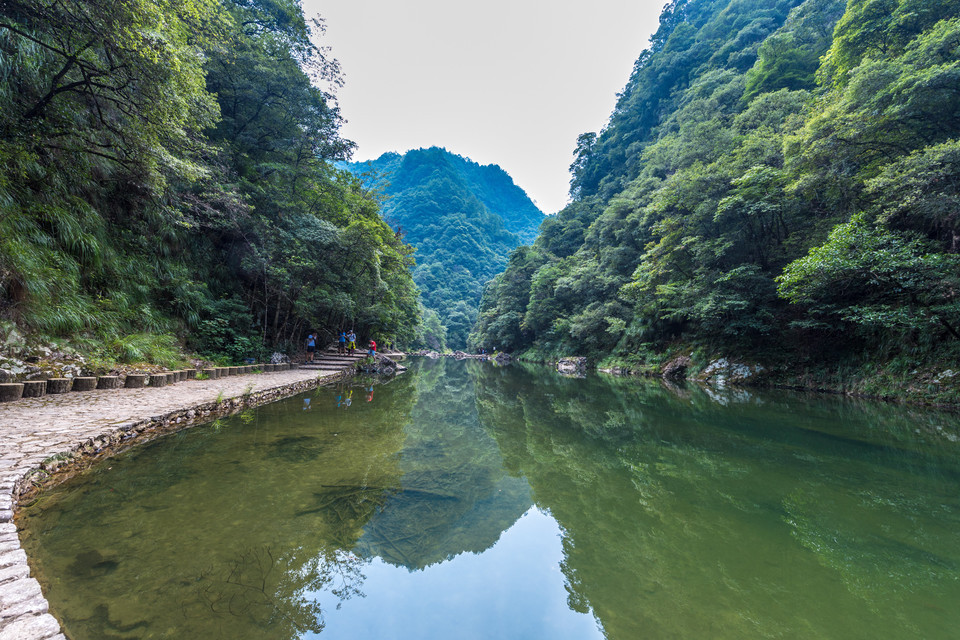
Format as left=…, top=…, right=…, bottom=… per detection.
left=368, top=339, right=377, bottom=357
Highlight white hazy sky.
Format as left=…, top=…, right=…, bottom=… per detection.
left=303, top=0, right=665, bottom=214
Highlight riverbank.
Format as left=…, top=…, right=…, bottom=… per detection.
left=0, top=367, right=348, bottom=640
left=513, top=347, right=960, bottom=410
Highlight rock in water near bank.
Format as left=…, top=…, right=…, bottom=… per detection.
left=356, top=353, right=407, bottom=375
left=557, top=357, right=587, bottom=375
left=699, top=358, right=765, bottom=386
left=662, top=356, right=691, bottom=381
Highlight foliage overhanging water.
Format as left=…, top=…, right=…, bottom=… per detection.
left=17, top=359, right=960, bottom=639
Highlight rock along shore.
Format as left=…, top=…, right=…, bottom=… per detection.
left=0, top=367, right=347, bottom=640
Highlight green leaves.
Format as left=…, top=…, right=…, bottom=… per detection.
left=0, top=0, right=421, bottom=361
left=778, top=215, right=960, bottom=338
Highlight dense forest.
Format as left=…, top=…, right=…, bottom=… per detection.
left=347, top=148, right=543, bottom=350
left=0, top=0, right=420, bottom=368
left=471, top=0, right=960, bottom=397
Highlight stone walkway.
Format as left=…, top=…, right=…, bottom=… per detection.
left=0, top=367, right=344, bottom=640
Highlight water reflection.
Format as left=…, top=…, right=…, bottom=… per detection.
left=474, top=363, right=960, bottom=639
left=18, top=374, right=419, bottom=639
left=356, top=359, right=531, bottom=569
left=16, top=359, right=960, bottom=640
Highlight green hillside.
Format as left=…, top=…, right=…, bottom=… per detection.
left=471, top=0, right=960, bottom=400
left=0, top=0, right=420, bottom=369
left=347, top=148, right=543, bottom=350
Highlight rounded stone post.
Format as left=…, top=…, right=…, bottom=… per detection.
left=71, top=377, right=98, bottom=392
left=46, top=378, right=72, bottom=394
left=186, top=369, right=197, bottom=379
left=202, top=368, right=218, bottom=379
left=150, top=373, right=167, bottom=387
left=22, top=380, right=46, bottom=397
left=125, top=374, right=148, bottom=388
left=0, top=383, right=24, bottom=402
left=97, top=376, right=122, bottom=389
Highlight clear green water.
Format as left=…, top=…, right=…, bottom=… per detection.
left=17, top=358, right=960, bottom=639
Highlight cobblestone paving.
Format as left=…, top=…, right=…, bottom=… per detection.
left=0, top=367, right=341, bottom=640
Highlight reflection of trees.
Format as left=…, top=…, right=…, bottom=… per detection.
left=357, top=358, right=532, bottom=569
left=474, top=364, right=960, bottom=639
left=19, top=374, right=419, bottom=640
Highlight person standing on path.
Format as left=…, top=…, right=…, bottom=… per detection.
left=338, top=331, right=347, bottom=355
left=347, top=330, right=357, bottom=355
left=306, top=332, right=316, bottom=362
left=368, top=338, right=377, bottom=358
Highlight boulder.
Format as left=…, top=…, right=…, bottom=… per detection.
left=699, top=358, right=765, bottom=386
left=662, top=356, right=691, bottom=382
left=557, top=357, right=587, bottom=374
left=357, top=353, right=407, bottom=375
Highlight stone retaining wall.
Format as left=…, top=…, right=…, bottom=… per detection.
left=0, top=367, right=348, bottom=640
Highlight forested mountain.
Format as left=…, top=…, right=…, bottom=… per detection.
left=347, top=148, right=543, bottom=350
left=0, top=0, right=420, bottom=367
left=472, top=0, right=960, bottom=392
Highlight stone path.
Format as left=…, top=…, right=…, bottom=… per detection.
left=0, top=365, right=347, bottom=640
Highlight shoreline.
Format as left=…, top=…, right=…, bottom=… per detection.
left=0, top=367, right=350, bottom=640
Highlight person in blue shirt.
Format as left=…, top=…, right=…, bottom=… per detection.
left=338, top=331, right=347, bottom=355
left=306, top=332, right=316, bottom=362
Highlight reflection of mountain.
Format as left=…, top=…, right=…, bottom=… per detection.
left=356, top=358, right=532, bottom=569
left=472, top=364, right=960, bottom=640
left=19, top=373, right=421, bottom=640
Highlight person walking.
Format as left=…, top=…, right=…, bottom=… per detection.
left=306, top=331, right=317, bottom=362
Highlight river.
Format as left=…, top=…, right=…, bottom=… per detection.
left=16, top=358, right=960, bottom=639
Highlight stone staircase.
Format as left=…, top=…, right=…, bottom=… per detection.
left=298, top=349, right=367, bottom=372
